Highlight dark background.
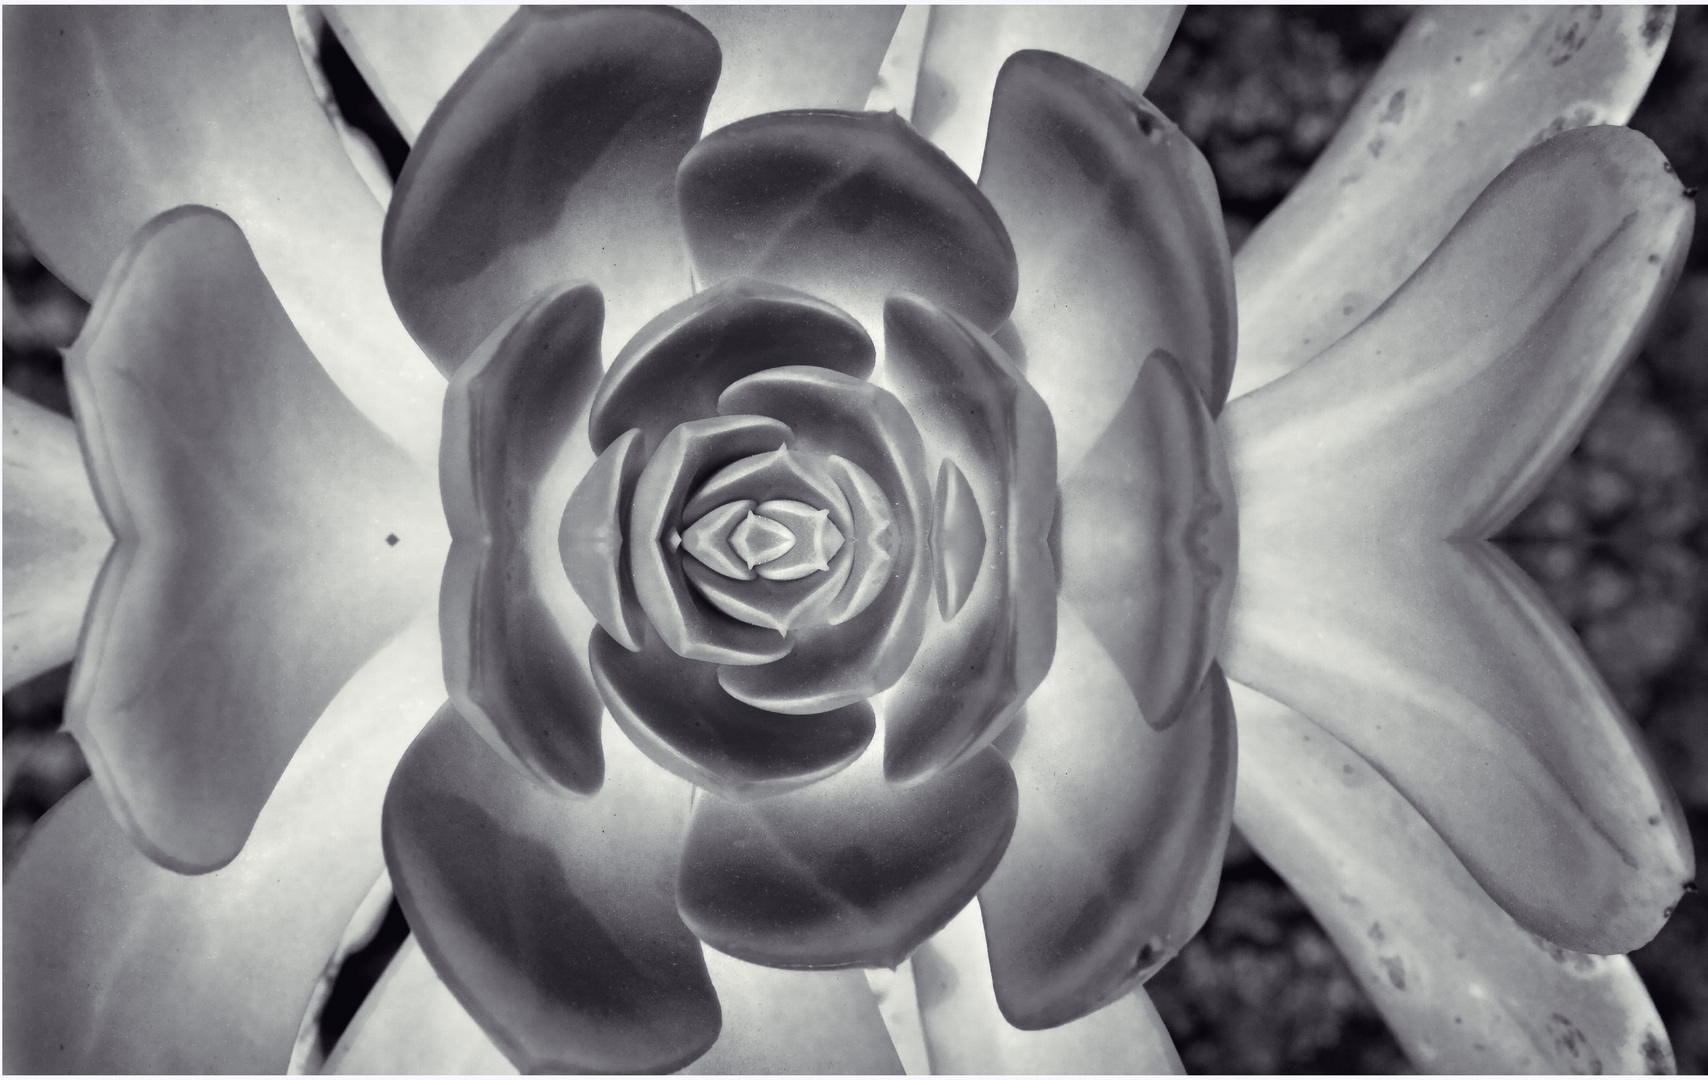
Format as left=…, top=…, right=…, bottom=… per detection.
left=4, top=7, right=1706, bottom=1072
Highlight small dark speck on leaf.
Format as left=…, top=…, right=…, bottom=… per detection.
left=1342, top=304, right=1355, bottom=316
left=1648, top=813, right=1661, bottom=824
left=1649, top=255, right=1662, bottom=265
left=385, top=533, right=400, bottom=546
left=1380, top=955, right=1406, bottom=990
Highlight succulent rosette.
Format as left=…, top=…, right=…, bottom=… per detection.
left=1, top=4, right=1699, bottom=1076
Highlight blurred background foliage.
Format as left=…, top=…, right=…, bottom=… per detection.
left=4, top=6, right=1705, bottom=1073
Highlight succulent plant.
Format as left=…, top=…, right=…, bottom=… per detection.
left=2, top=5, right=1695, bottom=1074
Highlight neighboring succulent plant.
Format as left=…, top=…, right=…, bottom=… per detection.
left=0, top=5, right=1695, bottom=1075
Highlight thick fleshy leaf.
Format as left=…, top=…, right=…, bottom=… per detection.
left=3, top=617, right=443, bottom=1073
left=590, top=279, right=873, bottom=456
left=385, top=5, right=717, bottom=371
left=2, top=6, right=443, bottom=467
left=684, top=951, right=905, bottom=1074
left=2, top=389, right=111, bottom=689
left=714, top=368, right=934, bottom=712
left=677, top=743, right=1018, bottom=969
left=683, top=6, right=905, bottom=137
left=1221, top=127, right=1695, bottom=953
left=590, top=626, right=873, bottom=801
left=1231, top=680, right=1678, bottom=1074
left=909, top=6, right=1182, bottom=176
left=1231, top=5, right=1674, bottom=399
left=630, top=414, right=798, bottom=666
left=442, top=282, right=608, bottom=795
left=561, top=427, right=648, bottom=652
left=1057, top=349, right=1237, bottom=732
left=324, top=6, right=516, bottom=142
left=63, top=207, right=442, bottom=872
left=880, top=295, right=1058, bottom=779
left=980, top=611, right=1234, bottom=1030
left=979, top=49, right=1235, bottom=478
left=677, top=109, right=1018, bottom=334
left=910, top=902, right=1185, bottom=1074
left=384, top=705, right=720, bottom=1074
left=324, top=939, right=518, bottom=1075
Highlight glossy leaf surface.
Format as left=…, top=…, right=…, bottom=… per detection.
left=64, top=207, right=441, bottom=872
left=2, top=6, right=443, bottom=467
left=4, top=618, right=443, bottom=1073
left=441, top=282, right=608, bottom=795
left=590, top=279, right=872, bottom=456
left=678, top=744, right=1018, bottom=970
left=678, top=109, right=1018, bottom=333
left=980, top=50, right=1235, bottom=479
left=1232, top=680, right=1677, bottom=1074
left=385, top=5, right=717, bottom=370
left=590, top=626, right=873, bottom=801
left=911, top=902, right=1185, bottom=1074
left=881, top=296, right=1058, bottom=779
left=1233, top=5, right=1675, bottom=398
left=909, top=5, right=1182, bottom=176
left=1058, top=349, right=1237, bottom=731
left=981, top=612, right=1234, bottom=1029
left=1221, top=126, right=1695, bottom=954
left=385, top=705, right=720, bottom=1074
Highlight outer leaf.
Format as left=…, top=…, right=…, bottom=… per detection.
left=1221, top=126, right=1695, bottom=953
left=64, top=207, right=443, bottom=872
left=909, top=5, right=1182, bottom=177
left=979, top=49, right=1235, bottom=481
left=677, top=109, right=1018, bottom=335
left=441, top=281, right=607, bottom=795
left=2, top=617, right=443, bottom=1074
left=2, top=6, right=444, bottom=467
left=384, top=705, right=719, bottom=1075
left=2, top=390, right=110, bottom=689
left=981, top=608, right=1233, bottom=1029
left=1231, top=4, right=1675, bottom=399
left=683, top=951, right=905, bottom=1074
left=384, top=5, right=717, bottom=371
left=683, top=6, right=904, bottom=137
left=911, top=901, right=1185, bottom=1074
left=324, top=939, right=518, bottom=1075
left=324, top=6, right=516, bottom=142
left=1231, top=680, right=1678, bottom=1074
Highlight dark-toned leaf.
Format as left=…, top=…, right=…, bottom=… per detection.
left=979, top=49, right=1233, bottom=484
left=590, top=279, right=872, bottom=456
left=441, top=282, right=608, bottom=795
left=678, top=109, right=1017, bottom=333
left=677, top=744, right=1017, bottom=969
left=384, top=704, right=720, bottom=1074
left=590, top=626, right=872, bottom=801
left=981, top=624, right=1234, bottom=1029
left=1057, top=348, right=1236, bottom=731
left=384, top=5, right=718, bottom=370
